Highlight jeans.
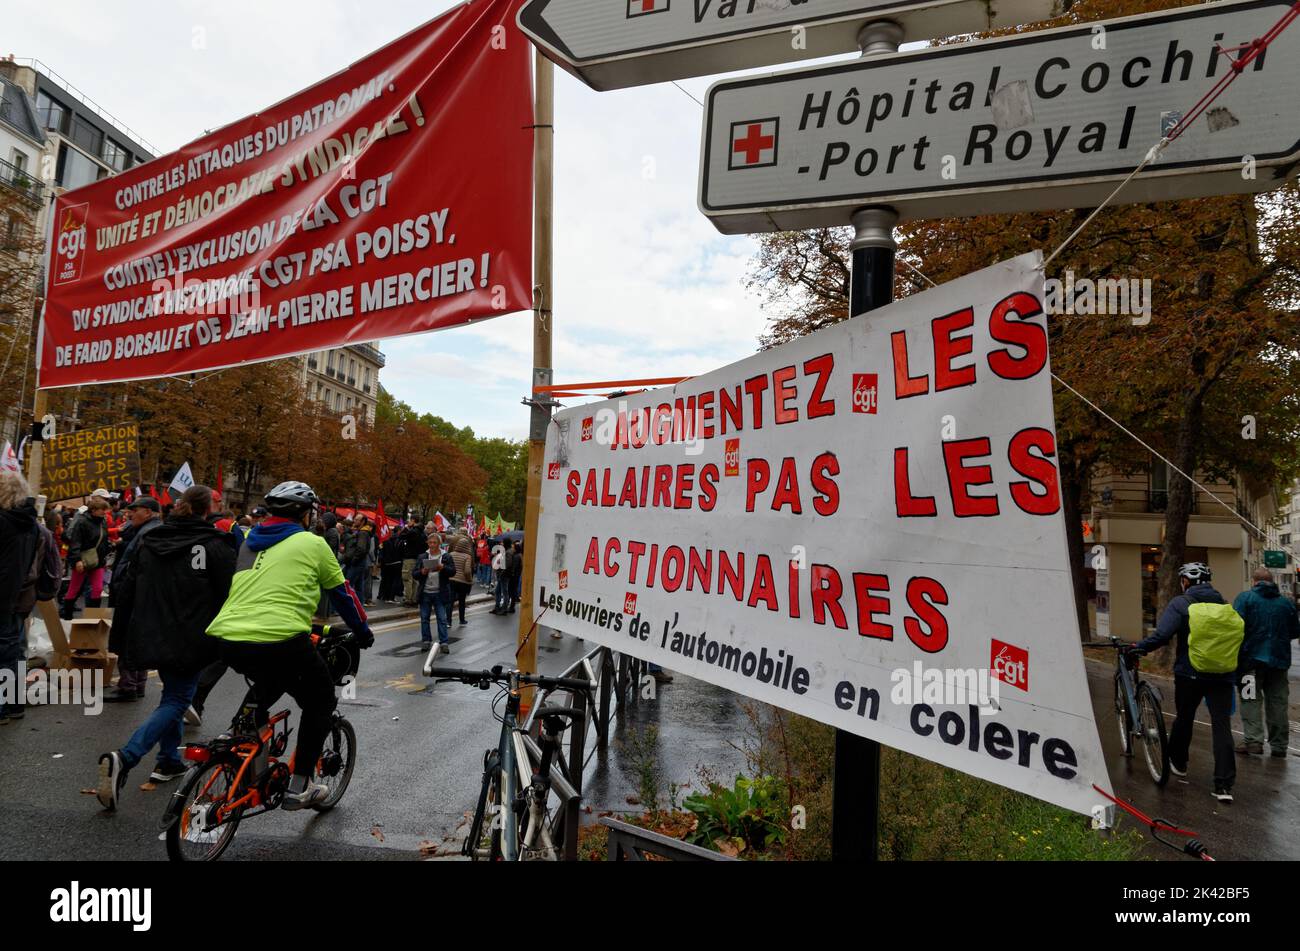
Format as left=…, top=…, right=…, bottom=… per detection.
left=1240, top=663, right=1290, bottom=752
left=452, top=581, right=471, bottom=623
left=494, top=571, right=511, bottom=611
left=116, top=667, right=148, bottom=693
left=1169, top=676, right=1236, bottom=789
left=220, top=635, right=336, bottom=780
left=476, top=563, right=491, bottom=585
left=0, top=613, right=23, bottom=716
left=419, top=591, right=450, bottom=644
left=119, top=668, right=200, bottom=770
left=346, top=563, right=371, bottom=603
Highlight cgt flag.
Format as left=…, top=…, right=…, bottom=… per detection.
left=375, top=499, right=392, bottom=542
left=39, top=0, right=533, bottom=389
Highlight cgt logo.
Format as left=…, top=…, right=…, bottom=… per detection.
left=54, top=202, right=90, bottom=286
left=623, top=592, right=637, bottom=615
left=547, top=462, right=560, bottom=480
left=581, top=417, right=593, bottom=442
left=724, top=438, right=740, bottom=477
left=990, top=639, right=1029, bottom=691
left=852, top=374, right=878, bottom=414
left=558, top=570, right=568, bottom=590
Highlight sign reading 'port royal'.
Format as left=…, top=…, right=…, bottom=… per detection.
left=535, top=254, right=1112, bottom=816
left=517, top=0, right=1057, bottom=90
left=700, top=0, right=1300, bottom=233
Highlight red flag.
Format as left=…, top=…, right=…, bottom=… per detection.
left=123, top=485, right=134, bottom=503
left=217, top=464, right=224, bottom=498
left=161, top=487, right=173, bottom=506
left=148, top=484, right=160, bottom=501
left=375, top=499, right=391, bottom=542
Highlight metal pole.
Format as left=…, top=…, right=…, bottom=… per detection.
left=26, top=388, right=48, bottom=494
left=831, top=19, right=901, bottom=865
left=516, top=48, right=554, bottom=713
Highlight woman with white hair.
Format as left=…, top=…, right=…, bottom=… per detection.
left=0, top=471, right=39, bottom=724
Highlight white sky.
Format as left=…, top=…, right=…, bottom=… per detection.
left=6, top=0, right=829, bottom=439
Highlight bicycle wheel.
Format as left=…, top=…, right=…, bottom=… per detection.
left=1114, top=673, right=1132, bottom=756
left=313, top=716, right=357, bottom=811
left=165, top=759, right=243, bottom=862
left=1137, top=683, right=1170, bottom=786
left=464, top=752, right=504, bottom=861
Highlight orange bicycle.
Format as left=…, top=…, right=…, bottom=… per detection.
left=162, top=625, right=359, bottom=862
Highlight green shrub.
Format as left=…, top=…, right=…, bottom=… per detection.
left=683, top=775, right=789, bottom=856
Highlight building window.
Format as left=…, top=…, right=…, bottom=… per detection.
left=35, top=91, right=69, bottom=134
left=56, top=143, right=102, bottom=190
left=11, top=150, right=27, bottom=174
left=103, top=138, right=128, bottom=172
left=363, top=367, right=371, bottom=393
left=70, top=116, right=104, bottom=157
left=1149, top=462, right=1169, bottom=513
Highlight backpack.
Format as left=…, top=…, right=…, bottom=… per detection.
left=1187, top=602, right=1245, bottom=673
left=14, top=527, right=42, bottom=615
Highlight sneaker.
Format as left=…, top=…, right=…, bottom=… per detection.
left=149, top=762, right=188, bottom=783
left=103, top=689, right=140, bottom=704
left=1169, top=761, right=1188, bottom=777
left=1271, top=749, right=1288, bottom=758
left=439, top=643, right=451, bottom=655
left=184, top=705, right=202, bottom=727
left=97, top=751, right=127, bottom=810
left=1235, top=741, right=1263, bottom=755
left=5, top=707, right=24, bottom=721
left=1212, top=787, right=1233, bottom=803
left=281, top=782, right=330, bottom=810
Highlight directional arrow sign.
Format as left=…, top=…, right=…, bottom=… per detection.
left=518, top=0, right=1059, bottom=91
left=699, top=0, right=1300, bottom=234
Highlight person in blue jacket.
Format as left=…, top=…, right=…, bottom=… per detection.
left=1231, top=567, right=1299, bottom=757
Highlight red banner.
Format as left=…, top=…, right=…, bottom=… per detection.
left=40, top=0, right=532, bottom=389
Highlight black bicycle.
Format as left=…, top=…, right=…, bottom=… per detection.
left=1092, top=636, right=1169, bottom=786
left=426, top=662, right=590, bottom=861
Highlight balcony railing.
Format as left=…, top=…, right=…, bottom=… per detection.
left=1095, top=487, right=1208, bottom=516
left=346, top=341, right=386, bottom=367
left=0, top=156, right=44, bottom=206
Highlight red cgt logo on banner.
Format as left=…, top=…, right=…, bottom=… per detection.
left=39, top=0, right=533, bottom=389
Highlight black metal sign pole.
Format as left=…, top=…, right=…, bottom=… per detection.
left=830, top=19, right=901, bottom=866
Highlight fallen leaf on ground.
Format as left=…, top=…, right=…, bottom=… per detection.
left=371, top=825, right=385, bottom=842
left=80, top=787, right=97, bottom=795
left=139, top=781, right=158, bottom=792
left=418, top=840, right=439, bottom=856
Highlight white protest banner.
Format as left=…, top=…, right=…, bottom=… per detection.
left=535, top=252, right=1111, bottom=815
left=0, top=442, right=19, bottom=474
left=169, top=461, right=195, bottom=494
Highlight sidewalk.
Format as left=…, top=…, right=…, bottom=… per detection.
left=361, top=588, right=495, bottom=625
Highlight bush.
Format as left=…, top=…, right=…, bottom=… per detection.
left=683, top=775, right=788, bottom=857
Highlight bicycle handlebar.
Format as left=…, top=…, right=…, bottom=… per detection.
left=427, top=664, right=593, bottom=694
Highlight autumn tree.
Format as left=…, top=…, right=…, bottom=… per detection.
left=748, top=0, right=1300, bottom=636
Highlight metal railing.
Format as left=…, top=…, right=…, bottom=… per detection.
left=600, top=817, right=736, bottom=861
left=521, top=644, right=644, bottom=860
left=6, top=58, right=158, bottom=156
left=0, top=155, right=44, bottom=206
left=1094, top=486, right=1210, bottom=515
left=346, top=341, right=387, bottom=367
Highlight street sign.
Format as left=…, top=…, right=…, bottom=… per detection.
left=699, top=0, right=1300, bottom=233
left=517, top=0, right=1059, bottom=91
left=1264, top=549, right=1288, bottom=568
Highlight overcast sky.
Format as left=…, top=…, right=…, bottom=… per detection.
left=6, top=0, right=817, bottom=440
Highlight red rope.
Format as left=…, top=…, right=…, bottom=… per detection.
left=1092, top=784, right=1200, bottom=838
left=1166, top=1, right=1300, bottom=143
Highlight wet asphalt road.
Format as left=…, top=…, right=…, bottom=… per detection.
left=1089, top=654, right=1300, bottom=861
left=0, top=595, right=748, bottom=862
left=2, top=593, right=1296, bottom=861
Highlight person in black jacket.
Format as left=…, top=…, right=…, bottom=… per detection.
left=104, top=496, right=165, bottom=702
left=96, top=485, right=238, bottom=809
left=60, top=496, right=112, bottom=620
left=0, top=472, right=40, bottom=724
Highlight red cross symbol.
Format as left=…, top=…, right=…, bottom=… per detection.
left=732, top=121, right=775, bottom=166
left=628, top=0, right=666, bottom=15
left=639, top=0, right=656, bottom=9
